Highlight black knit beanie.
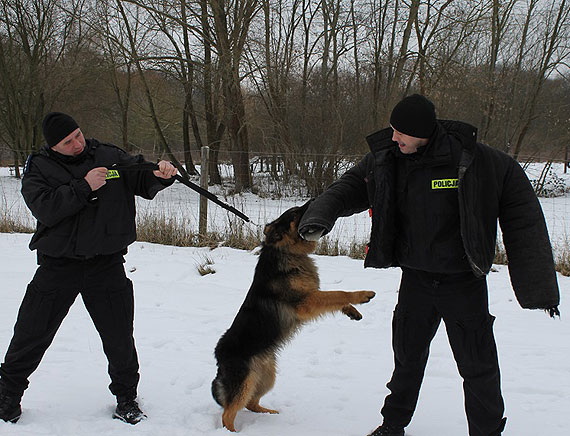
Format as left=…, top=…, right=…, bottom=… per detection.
left=389, top=94, right=436, bottom=138
left=42, top=112, right=79, bottom=147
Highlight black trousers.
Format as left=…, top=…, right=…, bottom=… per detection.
left=381, top=268, right=506, bottom=436
left=0, top=253, right=140, bottom=398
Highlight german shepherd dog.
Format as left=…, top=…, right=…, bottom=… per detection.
left=211, top=203, right=376, bottom=432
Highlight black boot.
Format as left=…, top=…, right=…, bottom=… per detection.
left=367, top=422, right=405, bottom=436
left=0, top=387, right=22, bottom=423
left=113, top=392, right=146, bottom=425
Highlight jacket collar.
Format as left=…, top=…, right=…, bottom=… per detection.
left=438, top=120, right=477, bottom=172
left=365, top=124, right=448, bottom=164
left=41, top=138, right=97, bottom=164
left=365, top=119, right=477, bottom=157
left=438, top=119, right=477, bottom=152
left=365, top=127, right=394, bottom=154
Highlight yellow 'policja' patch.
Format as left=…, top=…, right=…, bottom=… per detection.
left=105, top=170, right=120, bottom=180
left=431, top=178, right=458, bottom=189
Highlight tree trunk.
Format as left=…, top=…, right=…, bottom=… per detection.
left=116, top=0, right=189, bottom=178
left=180, top=0, right=198, bottom=176
left=13, top=151, right=21, bottom=179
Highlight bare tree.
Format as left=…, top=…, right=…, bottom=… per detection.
left=386, top=0, right=420, bottom=108
left=247, top=0, right=302, bottom=180
left=91, top=0, right=138, bottom=152
left=129, top=0, right=202, bottom=174
left=502, top=0, right=539, bottom=153
left=365, top=0, right=392, bottom=125
left=479, top=0, right=517, bottom=142
left=198, top=0, right=226, bottom=185
left=410, top=0, right=484, bottom=95
left=0, top=0, right=87, bottom=177
left=210, top=0, right=261, bottom=192
left=512, top=0, right=570, bottom=158
left=115, top=0, right=191, bottom=178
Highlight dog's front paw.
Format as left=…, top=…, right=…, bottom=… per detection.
left=353, top=290, right=376, bottom=304
left=342, top=304, right=363, bottom=320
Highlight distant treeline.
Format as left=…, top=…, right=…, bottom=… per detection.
left=1, top=0, right=569, bottom=194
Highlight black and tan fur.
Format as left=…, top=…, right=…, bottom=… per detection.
left=211, top=203, right=376, bottom=432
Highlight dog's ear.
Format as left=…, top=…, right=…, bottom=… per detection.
left=264, top=220, right=286, bottom=244
left=264, top=210, right=288, bottom=244
left=264, top=225, right=276, bottom=244
left=264, top=205, right=305, bottom=245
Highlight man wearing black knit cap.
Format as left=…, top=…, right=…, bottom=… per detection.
left=298, top=94, right=560, bottom=435
left=0, top=112, right=177, bottom=425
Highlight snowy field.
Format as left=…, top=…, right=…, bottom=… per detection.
left=0, top=164, right=569, bottom=436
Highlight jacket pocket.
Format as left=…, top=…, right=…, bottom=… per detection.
left=16, top=283, right=58, bottom=336
left=449, top=314, right=498, bottom=372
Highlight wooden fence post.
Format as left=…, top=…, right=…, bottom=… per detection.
left=199, top=146, right=209, bottom=238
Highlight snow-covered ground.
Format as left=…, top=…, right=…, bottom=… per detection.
left=0, top=234, right=568, bottom=436
left=0, top=163, right=569, bottom=435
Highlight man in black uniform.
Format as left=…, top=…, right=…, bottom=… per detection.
left=298, top=95, right=560, bottom=436
left=0, top=112, right=177, bottom=424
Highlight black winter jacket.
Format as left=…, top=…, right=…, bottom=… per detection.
left=22, top=139, right=173, bottom=259
left=299, top=120, right=559, bottom=310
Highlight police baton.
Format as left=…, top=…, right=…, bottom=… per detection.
left=109, top=162, right=250, bottom=222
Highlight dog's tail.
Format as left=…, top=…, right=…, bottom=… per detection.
left=211, top=361, right=250, bottom=407
left=211, top=374, right=225, bottom=407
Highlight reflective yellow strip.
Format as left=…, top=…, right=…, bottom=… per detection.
left=106, top=170, right=120, bottom=180
left=431, top=178, right=458, bottom=189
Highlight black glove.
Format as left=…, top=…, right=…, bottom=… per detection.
left=545, top=306, right=560, bottom=318
left=299, top=225, right=325, bottom=241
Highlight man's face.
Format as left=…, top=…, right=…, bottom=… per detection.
left=391, top=126, right=429, bottom=154
left=51, top=128, right=86, bottom=156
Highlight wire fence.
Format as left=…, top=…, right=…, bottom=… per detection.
left=2, top=148, right=570, bottom=259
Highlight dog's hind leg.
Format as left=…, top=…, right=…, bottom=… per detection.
left=222, top=371, right=258, bottom=432
left=246, top=354, right=279, bottom=414
left=222, top=368, right=268, bottom=432
left=222, top=407, right=239, bottom=432
left=247, top=403, right=279, bottom=414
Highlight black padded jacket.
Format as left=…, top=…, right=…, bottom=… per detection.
left=299, top=120, right=559, bottom=311
left=21, top=138, right=173, bottom=259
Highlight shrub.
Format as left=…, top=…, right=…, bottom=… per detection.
left=530, top=169, right=569, bottom=198
left=196, top=255, right=216, bottom=276
left=494, top=242, right=508, bottom=265
left=135, top=212, right=263, bottom=251
left=0, top=212, right=33, bottom=233
left=555, top=241, right=570, bottom=277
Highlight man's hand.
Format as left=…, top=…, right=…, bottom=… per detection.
left=84, top=167, right=108, bottom=191
left=299, top=225, right=325, bottom=241
left=153, top=160, right=177, bottom=179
